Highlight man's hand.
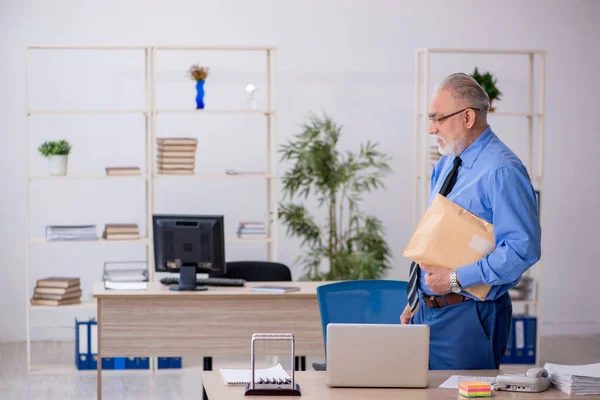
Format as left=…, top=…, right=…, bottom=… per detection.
left=421, top=264, right=451, bottom=295
left=400, top=304, right=411, bottom=324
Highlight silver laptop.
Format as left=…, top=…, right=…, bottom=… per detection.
left=326, top=323, right=429, bottom=388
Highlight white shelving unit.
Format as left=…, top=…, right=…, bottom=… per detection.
left=413, top=48, right=545, bottom=365
left=24, top=44, right=279, bottom=374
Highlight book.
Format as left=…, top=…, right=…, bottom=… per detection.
left=220, top=363, right=290, bottom=385
left=105, top=233, right=141, bottom=240
left=251, top=286, right=300, bottom=293
left=157, top=138, right=198, bottom=146
left=33, top=290, right=82, bottom=301
left=36, top=277, right=80, bottom=288
left=156, top=150, right=197, bottom=158
left=157, top=169, right=194, bottom=175
left=30, top=297, right=82, bottom=306
left=104, top=224, right=139, bottom=234
left=105, top=167, right=141, bottom=176
left=34, top=285, right=81, bottom=295
left=156, top=163, right=194, bottom=170
left=156, top=157, right=195, bottom=164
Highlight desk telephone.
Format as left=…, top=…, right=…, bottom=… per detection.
left=492, top=367, right=550, bottom=393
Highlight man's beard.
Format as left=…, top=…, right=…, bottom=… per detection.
left=434, top=134, right=464, bottom=157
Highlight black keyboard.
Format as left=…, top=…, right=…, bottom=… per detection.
left=159, top=277, right=246, bottom=287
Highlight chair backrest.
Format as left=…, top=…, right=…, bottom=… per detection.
left=222, top=261, right=292, bottom=282
left=317, top=280, right=408, bottom=353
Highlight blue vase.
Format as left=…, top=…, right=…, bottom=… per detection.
left=195, top=80, right=205, bottom=109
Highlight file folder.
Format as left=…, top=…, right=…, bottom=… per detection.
left=126, top=357, right=137, bottom=369
left=524, top=316, right=537, bottom=364
left=75, top=319, right=90, bottom=370
left=158, top=357, right=170, bottom=369
left=137, top=357, right=150, bottom=369
left=89, top=320, right=98, bottom=369
left=513, top=315, right=526, bottom=363
left=170, top=357, right=182, bottom=369
left=101, top=357, right=114, bottom=370
left=113, top=357, right=126, bottom=370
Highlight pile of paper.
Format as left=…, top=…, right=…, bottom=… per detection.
left=545, top=362, right=600, bottom=395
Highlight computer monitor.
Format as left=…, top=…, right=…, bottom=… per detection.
left=152, top=214, right=226, bottom=291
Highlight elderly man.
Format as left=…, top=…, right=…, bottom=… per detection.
left=401, top=73, right=541, bottom=370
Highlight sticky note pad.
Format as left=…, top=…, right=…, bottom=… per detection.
left=458, top=381, right=491, bottom=397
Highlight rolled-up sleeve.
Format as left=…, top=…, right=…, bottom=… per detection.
left=457, top=165, right=541, bottom=300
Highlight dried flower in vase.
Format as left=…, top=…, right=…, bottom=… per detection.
left=188, top=63, right=209, bottom=81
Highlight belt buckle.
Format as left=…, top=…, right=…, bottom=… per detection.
left=428, top=295, right=439, bottom=308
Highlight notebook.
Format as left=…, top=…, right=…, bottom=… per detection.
left=250, top=286, right=300, bottom=293
left=219, top=363, right=291, bottom=385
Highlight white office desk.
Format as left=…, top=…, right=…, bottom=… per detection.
left=202, top=370, right=600, bottom=399
left=93, top=281, right=328, bottom=400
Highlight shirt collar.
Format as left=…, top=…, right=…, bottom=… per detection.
left=456, top=125, right=494, bottom=169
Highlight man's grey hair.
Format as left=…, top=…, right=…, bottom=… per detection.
left=437, top=73, right=490, bottom=113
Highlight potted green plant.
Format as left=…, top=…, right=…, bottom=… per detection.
left=470, top=67, right=502, bottom=112
left=38, top=140, right=71, bottom=176
left=278, top=112, right=393, bottom=281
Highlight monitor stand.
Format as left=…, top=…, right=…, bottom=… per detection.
left=169, top=264, right=208, bottom=291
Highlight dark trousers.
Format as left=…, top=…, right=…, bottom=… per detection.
left=410, top=292, right=512, bottom=370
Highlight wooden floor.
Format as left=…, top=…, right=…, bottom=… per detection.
left=2, top=336, right=600, bottom=399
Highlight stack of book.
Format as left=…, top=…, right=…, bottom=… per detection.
left=156, top=137, right=197, bottom=175
left=103, top=224, right=140, bottom=240
left=105, top=167, right=141, bottom=176
left=46, top=225, right=97, bottom=241
left=236, top=221, right=266, bottom=239
left=31, top=277, right=82, bottom=306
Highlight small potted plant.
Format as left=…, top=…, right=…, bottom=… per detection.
left=471, top=67, right=502, bottom=112
left=188, top=63, right=209, bottom=109
left=38, top=140, right=71, bottom=176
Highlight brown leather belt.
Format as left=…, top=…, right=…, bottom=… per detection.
left=422, top=293, right=470, bottom=308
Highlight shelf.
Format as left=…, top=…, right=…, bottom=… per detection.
left=155, top=172, right=274, bottom=179
left=226, top=237, right=274, bottom=243
left=155, top=109, right=274, bottom=115
left=29, top=238, right=149, bottom=245
left=27, top=110, right=147, bottom=116
left=29, top=363, right=151, bottom=375
left=416, top=48, right=545, bottom=55
left=154, top=45, right=276, bottom=51
left=29, top=299, right=96, bottom=311
left=29, top=174, right=147, bottom=181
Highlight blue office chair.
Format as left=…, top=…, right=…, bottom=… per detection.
left=314, top=279, right=408, bottom=370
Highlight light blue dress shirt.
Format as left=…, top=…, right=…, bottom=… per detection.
left=419, top=125, right=541, bottom=301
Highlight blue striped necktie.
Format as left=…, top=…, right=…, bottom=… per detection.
left=407, top=156, right=462, bottom=314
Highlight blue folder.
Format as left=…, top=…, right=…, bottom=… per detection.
left=524, top=316, right=537, bottom=364
left=137, top=357, right=150, bottom=369
left=89, top=319, right=98, bottom=369
left=75, top=319, right=90, bottom=370
left=158, top=357, right=170, bottom=369
left=170, top=357, right=182, bottom=369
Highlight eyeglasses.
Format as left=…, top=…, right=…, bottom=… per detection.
left=429, top=107, right=480, bottom=124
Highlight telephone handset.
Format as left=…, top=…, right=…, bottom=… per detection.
left=492, top=367, right=550, bottom=393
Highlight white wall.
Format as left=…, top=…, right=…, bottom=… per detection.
left=1, top=0, right=599, bottom=341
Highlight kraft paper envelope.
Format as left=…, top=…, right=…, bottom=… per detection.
left=403, top=193, right=495, bottom=301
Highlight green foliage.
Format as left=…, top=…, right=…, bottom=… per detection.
left=278, top=112, right=393, bottom=281
left=471, top=67, right=502, bottom=102
left=38, top=140, right=71, bottom=158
